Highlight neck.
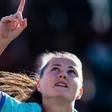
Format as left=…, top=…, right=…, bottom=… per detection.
left=42, top=97, right=75, bottom=112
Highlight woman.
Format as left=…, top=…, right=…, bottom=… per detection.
left=0, top=0, right=83, bottom=112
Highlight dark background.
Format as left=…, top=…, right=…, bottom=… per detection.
left=0, top=0, right=112, bottom=112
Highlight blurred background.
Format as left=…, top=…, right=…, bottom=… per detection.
left=0, top=0, right=112, bottom=112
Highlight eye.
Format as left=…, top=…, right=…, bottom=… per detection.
left=51, top=67, right=60, bottom=73
left=67, top=70, right=77, bottom=77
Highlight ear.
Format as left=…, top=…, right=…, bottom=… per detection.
left=36, top=78, right=41, bottom=92
left=76, top=88, right=83, bottom=100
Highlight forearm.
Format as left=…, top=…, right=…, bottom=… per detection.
left=0, top=38, right=11, bottom=55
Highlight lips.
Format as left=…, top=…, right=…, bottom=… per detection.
left=55, top=81, right=68, bottom=88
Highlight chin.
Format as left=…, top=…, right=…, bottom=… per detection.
left=53, top=92, right=71, bottom=100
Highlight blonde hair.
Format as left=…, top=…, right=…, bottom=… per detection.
left=0, top=71, right=36, bottom=101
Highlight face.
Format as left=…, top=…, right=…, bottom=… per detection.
left=37, top=58, right=83, bottom=102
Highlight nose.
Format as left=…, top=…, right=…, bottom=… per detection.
left=58, top=72, right=67, bottom=80
left=59, top=75, right=66, bottom=79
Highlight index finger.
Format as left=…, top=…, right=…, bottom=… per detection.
left=17, top=0, right=25, bottom=14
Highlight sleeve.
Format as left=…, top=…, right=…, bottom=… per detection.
left=0, top=91, right=21, bottom=112
left=0, top=91, right=42, bottom=112
left=0, top=91, right=6, bottom=111
left=73, top=108, right=78, bottom=112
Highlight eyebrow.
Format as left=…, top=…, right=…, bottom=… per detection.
left=51, top=64, right=76, bottom=68
left=51, top=64, right=61, bottom=67
left=68, top=66, right=75, bottom=69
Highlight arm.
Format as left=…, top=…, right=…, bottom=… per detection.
left=0, top=91, right=1, bottom=101
left=0, top=0, right=27, bottom=55
left=0, top=0, right=27, bottom=106
left=0, top=37, right=13, bottom=55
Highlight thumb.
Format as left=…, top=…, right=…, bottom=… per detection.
left=17, top=18, right=27, bottom=31
left=21, top=18, right=27, bottom=29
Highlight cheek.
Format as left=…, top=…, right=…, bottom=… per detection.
left=71, top=79, right=81, bottom=93
left=39, top=77, right=53, bottom=93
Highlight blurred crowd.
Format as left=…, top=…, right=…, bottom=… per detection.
left=0, top=0, right=112, bottom=112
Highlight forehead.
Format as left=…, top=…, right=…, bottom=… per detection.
left=48, top=58, right=77, bottom=67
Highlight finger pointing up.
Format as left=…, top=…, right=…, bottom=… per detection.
left=17, top=0, right=25, bottom=14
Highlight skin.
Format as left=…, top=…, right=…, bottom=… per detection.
left=0, top=0, right=27, bottom=55
left=0, top=1, right=83, bottom=111
left=37, top=58, right=83, bottom=112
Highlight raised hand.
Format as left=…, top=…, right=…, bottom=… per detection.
left=0, top=0, right=27, bottom=42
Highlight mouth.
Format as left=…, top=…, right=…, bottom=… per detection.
left=55, top=81, right=68, bottom=88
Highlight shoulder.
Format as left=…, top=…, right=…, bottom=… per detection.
left=0, top=91, right=42, bottom=112
left=0, top=91, right=6, bottom=111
